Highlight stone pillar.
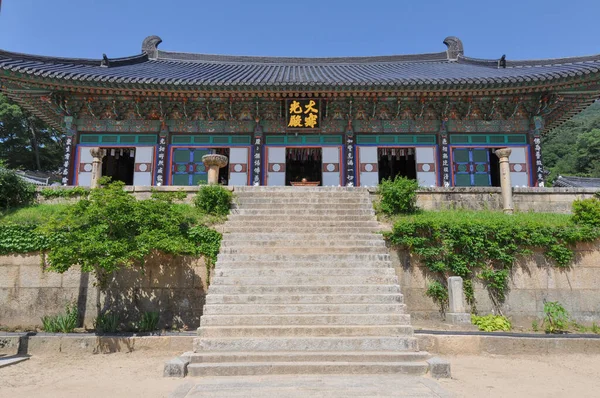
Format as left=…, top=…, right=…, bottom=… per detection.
left=90, top=147, right=106, bottom=189
left=202, top=154, right=228, bottom=185
left=494, top=148, right=514, bottom=214
left=446, top=276, right=471, bottom=324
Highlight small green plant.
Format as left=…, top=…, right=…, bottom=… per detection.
left=572, top=197, right=600, bottom=227
left=591, top=322, right=600, bottom=334
left=194, top=185, right=232, bottom=216
left=532, top=320, right=539, bottom=332
left=138, top=311, right=159, bottom=332
left=377, top=176, right=419, bottom=215
left=150, top=188, right=187, bottom=203
left=425, top=281, right=448, bottom=314
left=0, top=168, right=36, bottom=209
left=542, top=301, right=571, bottom=333
left=41, top=302, right=79, bottom=333
left=471, top=314, right=512, bottom=332
left=94, top=312, right=120, bottom=333
left=39, top=187, right=90, bottom=199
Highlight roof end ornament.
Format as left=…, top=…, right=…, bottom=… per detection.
left=142, top=35, right=163, bottom=60
left=443, top=36, right=464, bottom=61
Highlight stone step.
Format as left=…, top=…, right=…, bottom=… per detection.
left=207, top=284, right=401, bottom=295
left=219, top=247, right=388, bottom=254
left=186, top=361, right=429, bottom=377
left=220, top=240, right=386, bottom=248
left=233, top=186, right=367, bottom=193
left=210, top=275, right=398, bottom=286
left=216, top=253, right=391, bottom=262
left=184, top=351, right=430, bottom=364
left=227, top=215, right=376, bottom=222
left=222, top=233, right=383, bottom=241
left=232, top=203, right=373, bottom=210
left=215, top=261, right=393, bottom=269
left=202, top=303, right=406, bottom=315
left=193, top=336, right=418, bottom=352
left=198, top=325, right=414, bottom=338
left=205, top=294, right=404, bottom=305
left=200, top=314, right=411, bottom=326
left=234, top=198, right=371, bottom=205
left=224, top=226, right=380, bottom=234
left=214, top=268, right=395, bottom=278
left=231, top=209, right=375, bottom=216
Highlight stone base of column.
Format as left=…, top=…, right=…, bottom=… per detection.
left=445, top=312, right=472, bottom=324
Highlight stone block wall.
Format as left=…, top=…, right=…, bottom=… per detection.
left=0, top=253, right=207, bottom=330
left=391, top=242, right=600, bottom=326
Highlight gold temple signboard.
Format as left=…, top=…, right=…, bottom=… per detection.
left=286, top=99, right=321, bottom=129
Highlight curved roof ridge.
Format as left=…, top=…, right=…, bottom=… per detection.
left=0, top=49, right=148, bottom=67
left=459, top=53, right=600, bottom=69
left=155, top=49, right=450, bottom=65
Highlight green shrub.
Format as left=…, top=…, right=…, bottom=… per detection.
left=377, top=176, right=419, bottom=215
left=0, top=168, right=36, bottom=209
left=194, top=185, right=232, bottom=216
left=572, top=198, right=600, bottom=227
left=471, top=314, right=512, bottom=332
left=39, top=187, right=89, bottom=199
left=41, top=302, right=79, bottom=333
left=94, top=312, right=120, bottom=333
left=150, top=188, right=187, bottom=203
left=543, top=301, right=571, bottom=333
left=426, top=281, right=448, bottom=313
left=138, top=311, right=159, bottom=332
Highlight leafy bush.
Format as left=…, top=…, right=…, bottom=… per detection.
left=543, top=301, right=571, bottom=333
left=377, top=176, right=419, bottom=215
left=138, top=311, right=159, bottom=332
left=471, top=314, right=512, bottom=332
left=41, top=302, right=79, bottom=333
left=94, top=312, right=120, bottom=333
left=384, top=210, right=600, bottom=313
left=39, top=187, right=89, bottom=199
left=0, top=223, right=50, bottom=254
left=572, top=198, right=600, bottom=227
left=0, top=168, right=36, bottom=209
left=194, top=185, right=232, bottom=216
left=150, top=188, right=187, bottom=203
left=426, top=281, right=448, bottom=314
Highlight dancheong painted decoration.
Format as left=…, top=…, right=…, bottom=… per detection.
left=1, top=35, right=600, bottom=187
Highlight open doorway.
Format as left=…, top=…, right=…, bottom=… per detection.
left=378, top=147, right=417, bottom=183
left=102, top=147, right=135, bottom=185
left=213, top=148, right=230, bottom=185
left=285, top=147, right=322, bottom=185
left=489, top=149, right=501, bottom=187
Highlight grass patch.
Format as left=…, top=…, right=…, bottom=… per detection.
left=0, top=204, right=70, bottom=225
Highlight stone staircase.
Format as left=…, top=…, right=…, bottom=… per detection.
left=167, top=187, right=448, bottom=378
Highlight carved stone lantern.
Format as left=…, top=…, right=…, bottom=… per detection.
left=202, top=154, right=228, bottom=185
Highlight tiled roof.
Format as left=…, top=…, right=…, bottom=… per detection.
left=1, top=36, right=600, bottom=90
left=554, top=176, right=600, bottom=188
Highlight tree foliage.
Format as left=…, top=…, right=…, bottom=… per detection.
left=0, top=94, right=64, bottom=171
left=542, top=101, right=600, bottom=181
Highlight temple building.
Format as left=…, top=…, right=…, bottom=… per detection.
left=1, top=36, right=599, bottom=187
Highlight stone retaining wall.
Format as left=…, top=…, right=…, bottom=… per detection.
left=392, top=242, right=600, bottom=326
left=0, top=254, right=207, bottom=330
left=36, top=186, right=597, bottom=214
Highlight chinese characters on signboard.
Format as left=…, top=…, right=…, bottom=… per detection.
left=61, top=137, right=73, bottom=185
left=154, top=135, right=167, bottom=186
left=345, top=131, right=355, bottom=187
left=440, top=134, right=450, bottom=187
left=286, top=99, right=320, bottom=129
left=533, top=135, right=545, bottom=187
left=252, top=133, right=262, bottom=186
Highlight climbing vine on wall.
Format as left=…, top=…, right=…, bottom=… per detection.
left=384, top=203, right=600, bottom=313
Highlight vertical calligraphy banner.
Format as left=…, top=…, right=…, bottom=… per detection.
left=154, top=132, right=168, bottom=186
left=345, top=130, right=355, bottom=187
left=439, top=121, right=451, bottom=187
left=252, top=124, right=263, bottom=186
left=532, top=116, right=545, bottom=187
left=62, top=116, right=75, bottom=186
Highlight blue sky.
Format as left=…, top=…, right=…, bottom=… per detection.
left=0, top=0, right=598, bottom=61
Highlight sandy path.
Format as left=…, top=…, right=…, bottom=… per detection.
left=1, top=352, right=600, bottom=397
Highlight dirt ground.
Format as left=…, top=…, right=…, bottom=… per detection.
left=1, top=351, right=600, bottom=397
